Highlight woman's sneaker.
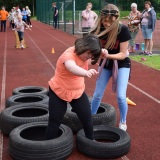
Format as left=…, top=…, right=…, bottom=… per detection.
left=144, top=52, right=152, bottom=56
left=119, top=123, right=127, bottom=131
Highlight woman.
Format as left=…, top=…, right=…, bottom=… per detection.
left=123, top=3, right=140, bottom=53
left=26, top=6, right=32, bottom=27
left=81, top=2, right=98, bottom=36
left=45, top=34, right=102, bottom=140
left=140, top=1, right=156, bottom=55
left=91, top=4, right=131, bottom=131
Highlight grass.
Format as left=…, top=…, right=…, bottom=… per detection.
left=130, top=54, right=160, bottom=70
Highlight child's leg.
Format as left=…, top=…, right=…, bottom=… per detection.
left=45, top=87, right=67, bottom=140
left=19, top=32, right=24, bottom=48
left=70, top=92, right=93, bottom=140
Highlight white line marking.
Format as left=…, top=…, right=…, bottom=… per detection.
left=0, top=31, right=7, bottom=160
left=29, top=22, right=160, bottom=104
left=25, top=32, right=56, bottom=71
left=129, top=82, right=160, bottom=104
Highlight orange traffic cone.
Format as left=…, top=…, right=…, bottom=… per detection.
left=126, top=97, right=136, bottom=106
left=51, top=47, right=55, bottom=53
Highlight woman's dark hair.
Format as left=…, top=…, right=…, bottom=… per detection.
left=75, top=34, right=102, bottom=65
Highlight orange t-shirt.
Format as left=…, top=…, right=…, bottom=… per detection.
left=0, top=10, right=8, bottom=20
left=49, top=46, right=88, bottom=102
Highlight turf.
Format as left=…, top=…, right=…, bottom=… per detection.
left=130, top=54, right=160, bottom=70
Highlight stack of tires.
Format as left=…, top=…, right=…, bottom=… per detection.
left=0, top=86, right=73, bottom=160
left=0, top=86, right=131, bottom=159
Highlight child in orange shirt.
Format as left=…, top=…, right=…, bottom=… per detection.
left=46, top=34, right=102, bottom=140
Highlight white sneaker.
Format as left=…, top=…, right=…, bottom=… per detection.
left=119, top=123, right=127, bottom=131
left=26, top=28, right=28, bottom=29
left=21, top=45, right=24, bottom=49
left=30, top=25, right=32, bottom=28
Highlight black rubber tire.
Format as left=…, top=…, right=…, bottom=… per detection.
left=0, top=103, right=49, bottom=136
left=9, top=122, right=73, bottom=160
left=77, top=125, right=131, bottom=159
left=62, top=102, right=116, bottom=133
left=6, top=93, right=49, bottom=108
left=12, top=86, right=48, bottom=95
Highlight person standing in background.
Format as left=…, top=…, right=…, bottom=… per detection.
left=52, top=2, right=58, bottom=29
left=81, top=2, right=98, bottom=36
left=140, top=1, right=156, bottom=56
left=123, top=3, right=140, bottom=53
left=26, top=6, right=32, bottom=28
left=21, top=8, right=27, bottom=23
left=0, top=6, right=9, bottom=32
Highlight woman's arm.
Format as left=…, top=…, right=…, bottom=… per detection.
left=103, top=41, right=129, bottom=60
left=55, top=8, right=58, bottom=16
left=64, top=60, right=98, bottom=78
left=82, top=10, right=90, bottom=20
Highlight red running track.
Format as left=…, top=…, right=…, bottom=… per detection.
left=0, top=20, right=160, bottom=160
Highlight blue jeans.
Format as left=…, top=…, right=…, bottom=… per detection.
left=91, top=67, right=130, bottom=124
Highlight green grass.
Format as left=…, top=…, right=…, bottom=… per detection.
left=31, top=16, right=37, bottom=20
left=130, top=54, right=160, bottom=70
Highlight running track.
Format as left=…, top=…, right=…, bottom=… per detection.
left=0, top=20, right=160, bottom=160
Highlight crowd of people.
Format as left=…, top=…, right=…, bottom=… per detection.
left=0, top=5, right=32, bottom=49
left=0, top=5, right=32, bottom=31
left=122, top=1, right=156, bottom=55
left=82, top=1, right=156, bottom=56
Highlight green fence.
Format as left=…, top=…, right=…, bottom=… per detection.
left=36, top=0, right=160, bottom=35
left=36, top=0, right=102, bottom=34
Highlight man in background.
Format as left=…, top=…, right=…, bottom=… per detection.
left=52, top=2, right=58, bottom=29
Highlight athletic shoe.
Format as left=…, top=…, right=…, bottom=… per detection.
left=119, top=123, right=127, bottom=131
left=30, top=25, right=32, bottom=27
left=144, top=52, right=152, bottom=56
left=21, top=45, right=24, bottom=49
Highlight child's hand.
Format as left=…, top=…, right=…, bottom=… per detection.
left=85, top=69, right=98, bottom=78
left=101, top=48, right=108, bottom=59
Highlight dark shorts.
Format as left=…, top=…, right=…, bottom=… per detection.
left=17, top=31, right=24, bottom=41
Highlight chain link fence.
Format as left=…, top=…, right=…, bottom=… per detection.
left=36, top=0, right=160, bottom=35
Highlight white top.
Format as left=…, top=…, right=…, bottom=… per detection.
left=15, top=21, right=26, bottom=32
left=26, top=9, right=31, bottom=16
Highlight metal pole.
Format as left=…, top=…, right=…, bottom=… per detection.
left=33, top=0, right=35, bottom=17
left=64, top=0, right=66, bottom=32
left=72, top=0, right=75, bottom=34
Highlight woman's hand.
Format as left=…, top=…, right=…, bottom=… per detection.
left=100, top=48, right=108, bottom=59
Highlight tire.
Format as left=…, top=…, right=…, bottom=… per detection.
left=62, top=102, right=116, bottom=133
left=0, top=103, right=49, bottom=136
left=6, top=93, right=49, bottom=108
left=12, top=86, right=48, bottom=95
left=77, top=125, right=131, bottom=159
left=9, top=122, right=73, bottom=160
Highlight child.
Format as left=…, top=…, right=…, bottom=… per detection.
left=15, top=15, right=30, bottom=49
left=45, top=34, right=102, bottom=140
